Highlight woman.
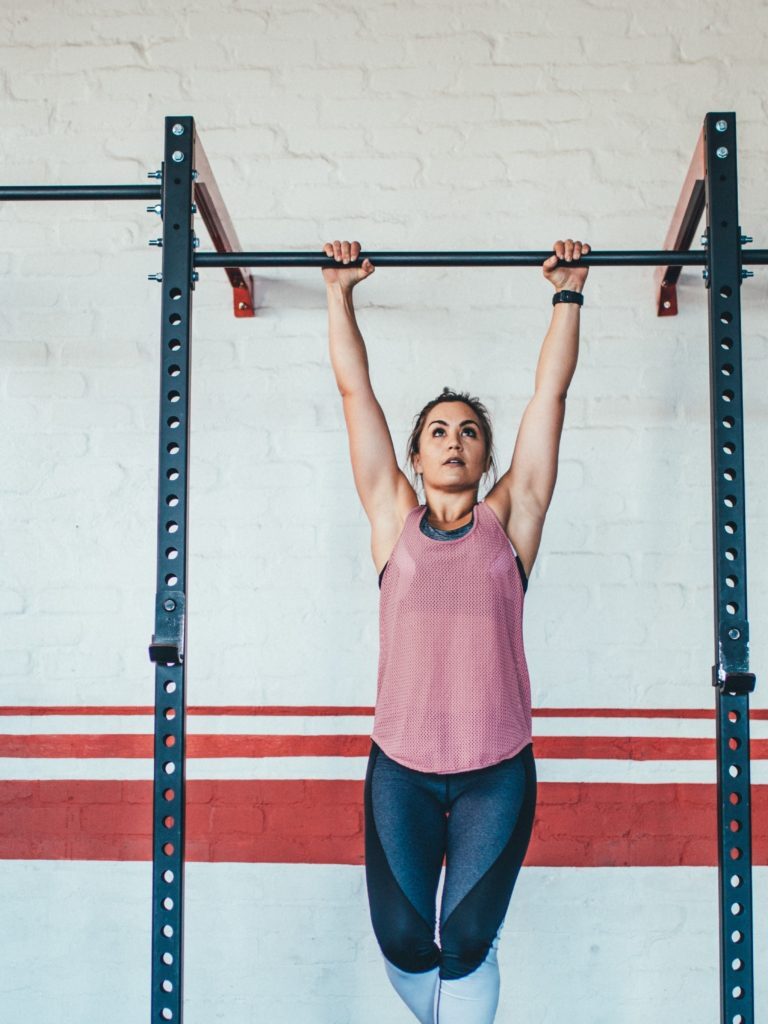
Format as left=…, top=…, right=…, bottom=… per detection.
left=323, top=238, right=590, bottom=1023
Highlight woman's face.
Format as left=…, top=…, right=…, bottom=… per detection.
left=412, top=401, right=489, bottom=487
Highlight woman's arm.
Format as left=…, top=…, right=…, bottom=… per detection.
left=507, top=239, right=590, bottom=521
left=324, top=239, right=376, bottom=396
left=323, top=240, right=412, bottom=524
left=532, top=296, right=582, bottom=401
left=534, top=237, right=591, bottom=399
left=488, top=241, right=590, bottom=575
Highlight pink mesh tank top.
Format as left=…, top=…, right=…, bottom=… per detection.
left=371, top=500, right=533, bottom=773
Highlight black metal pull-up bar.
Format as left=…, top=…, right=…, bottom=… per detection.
left=195, top=247, right=767, bottom=269
left=3, top=180, right=767, bottom=275
left=0, top=184, right=162, bottom=201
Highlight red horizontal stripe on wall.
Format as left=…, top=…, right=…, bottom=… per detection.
left=0, top=734, right=766, bottom=760
left=0, top=706, right=375, bottom=717
left=2, top=705, right=767, bottom=719
left=1, top=780, right=766, bottom=866
left=0, top=707, right=156, bottom=717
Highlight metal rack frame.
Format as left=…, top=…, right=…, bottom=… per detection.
left=0, top=110, right=758, bottom=1024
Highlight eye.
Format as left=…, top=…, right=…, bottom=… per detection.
left=431, top=427, right=477, bottom=437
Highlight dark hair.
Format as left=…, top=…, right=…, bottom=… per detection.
left=404, top=386, right=498, bottom=499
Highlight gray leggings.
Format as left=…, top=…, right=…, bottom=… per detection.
left=364, top=739, right=537, bottom=1022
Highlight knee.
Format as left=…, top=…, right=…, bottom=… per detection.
left=377, top=922, right=440, bottom=974
left=440, top=924, right=500, bottom=980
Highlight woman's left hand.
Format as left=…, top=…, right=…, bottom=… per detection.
left=542, top=239, right=591, bottom=292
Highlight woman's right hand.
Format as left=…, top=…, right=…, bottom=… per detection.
left=321, top=240, right=375, bottom=290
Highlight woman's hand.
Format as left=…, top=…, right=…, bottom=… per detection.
left=321, top=240, right=375, bottom=290
left=542, top=238, right=591, bottom=292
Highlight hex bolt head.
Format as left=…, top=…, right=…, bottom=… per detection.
left=729, top=628, right=741, bottom=639
left=191, top=272, right=200, bottom=282
left=716, top=146, right=729, bottom=159
left=148, top=273, right=163, bottom=282
left=163, top=599, right=177, bottom=612
left=741, top=269, right=754, bottom=279
left=148, top=239, right=163, bottom=247
left=171, top=124, right=184, bottom=136
left=171, top=150, right=185, bottom=163
left=190, top=203, right=197, bottom=214
left=715, top=119, right=728, bottom=132
left=740, top=235, right=753, bottom=244
left=192, top=170, right=199, bottom=180
left=700, top=234, right=709, bottom=246
left=702, top=268, right=709, bottom=281
left=192, top=237, right=200, bottom=248
left=147, top=170, right=163, bottom=179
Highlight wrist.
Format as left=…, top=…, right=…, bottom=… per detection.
left=553, top=282, right=583, bottom=294
left=326, top=280, right=355, bottom=301
left=551, top=287, right=584, bottom=311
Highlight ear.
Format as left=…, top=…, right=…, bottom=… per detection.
left=412, top=452, right=422, bottom=475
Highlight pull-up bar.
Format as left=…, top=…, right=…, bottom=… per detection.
left=0, top=185, right=162, bottom=201
left=195, top=248, right=768, bottom=269
left=2, top=122, right=763, bottom=321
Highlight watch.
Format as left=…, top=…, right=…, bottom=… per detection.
left=552, top=290, right=584, bottom=306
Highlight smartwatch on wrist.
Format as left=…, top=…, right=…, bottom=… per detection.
left=552, top=290, right=584, bottom=306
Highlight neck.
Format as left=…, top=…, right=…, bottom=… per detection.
left=425, top=502, right=475, bottom=527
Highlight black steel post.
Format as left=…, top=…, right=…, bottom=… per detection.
left=147, top=115, right=196, bottom=1024
left=703, top=111, right=757, bottom=1024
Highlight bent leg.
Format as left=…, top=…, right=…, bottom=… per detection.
left=436, top=744, right=537, bottom=1022
left=364, top=742, right=447, bottom=1022
left=433, top=917, right=506, bottom=1024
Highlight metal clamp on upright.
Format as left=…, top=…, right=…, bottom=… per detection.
left=713, top=620, right=756, bottom=693
left=712, top=665, right=756, bottom=694
left=148, top=590, right=186, bottom=664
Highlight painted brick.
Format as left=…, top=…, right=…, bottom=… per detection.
left=79, top=802, right=150, bottom=835
left=1, top=5, right=768, bottom=1023
left=368, top=66, right=460, bottom=95
left=6, top=370, right=88, bottom=399
left=403, top=32, right=494, bottom=64
left=143, top=37, right=232, bottom=69
left=51, top=43, right=145, bottom=73
left=9, top=72, right=94, bottom=102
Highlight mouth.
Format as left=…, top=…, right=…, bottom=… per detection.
left=443, top=459, right=465, bottom=466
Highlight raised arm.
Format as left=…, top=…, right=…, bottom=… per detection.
left=489, top=239, right=591, bottom=576
left=324, top=240, right=414, bottom=525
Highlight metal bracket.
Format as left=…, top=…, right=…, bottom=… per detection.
left=148, top=590, right=186, bottom=664
left=712, top=664, right=756, bottom=694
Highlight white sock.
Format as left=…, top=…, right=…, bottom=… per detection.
left=383, top=956, right=440, bottom=1024
left=431, top=919, right=504, bottom=1024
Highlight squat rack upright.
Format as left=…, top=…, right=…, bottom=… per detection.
left=0, top=111, right=760, bottom=1024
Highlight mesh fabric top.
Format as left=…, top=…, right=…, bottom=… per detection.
left=371, top=500, right=532, bottom=773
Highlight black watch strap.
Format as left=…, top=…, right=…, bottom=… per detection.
left=552, top=289, right=584, bottom=306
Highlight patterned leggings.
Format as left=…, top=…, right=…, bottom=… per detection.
left=363, top=739, right=537, bottom=1023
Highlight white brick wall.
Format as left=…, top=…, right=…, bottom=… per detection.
left=1, top=1, right=767, bottom=1021
left=2, top=861, right=767, bottom=1024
